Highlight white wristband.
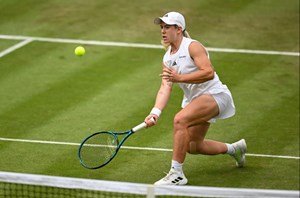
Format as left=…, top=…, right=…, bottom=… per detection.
left=150, top=107, right=162, bottom=117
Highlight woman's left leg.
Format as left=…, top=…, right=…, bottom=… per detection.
left=172, top=94, right=223, bottom=163
left=155, top=94, right=227, bottom=185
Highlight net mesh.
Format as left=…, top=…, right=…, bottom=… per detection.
left=0, top=172, right=298, bottom=198
left=0, top=182, right=149, bottom=198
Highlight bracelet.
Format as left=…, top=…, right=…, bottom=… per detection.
left=150, top=107, right=162, bottom=117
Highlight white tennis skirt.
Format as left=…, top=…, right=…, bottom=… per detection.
left=209, top=91, right=236, bottom=123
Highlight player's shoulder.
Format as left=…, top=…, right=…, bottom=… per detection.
left=188, top=39, right=207, bottom=55
left=188, top=38, right=205, bottom=48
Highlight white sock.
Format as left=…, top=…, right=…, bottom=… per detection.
left=171, top=160, right=183, bottom=172
left=226, top=143, right=235, bottom=155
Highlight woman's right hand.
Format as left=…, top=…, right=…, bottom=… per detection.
left=144, top=114, right=158, bottom=127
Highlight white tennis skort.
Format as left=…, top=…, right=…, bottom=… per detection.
left=209, top=91, right=236, bottom=123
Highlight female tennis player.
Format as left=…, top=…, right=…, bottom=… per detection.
left=144, top=11, right=247, bottom=185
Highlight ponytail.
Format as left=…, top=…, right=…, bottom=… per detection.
left=183, top=30, right=191, bottom=38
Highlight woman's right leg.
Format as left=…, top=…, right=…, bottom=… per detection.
left=187, top=124, right=228, bottom=155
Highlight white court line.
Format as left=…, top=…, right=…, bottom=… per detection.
left=0, top=137, right=299, bottom=160
left=0, top=34, right=299, bottom=56
left=206, top=47, right=300, bottom=56
left=0, top=38, right=33, bottom=58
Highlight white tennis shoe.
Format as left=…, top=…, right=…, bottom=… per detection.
left=231, top=139, right=247, bottom=167
left=154, top=168, right=188, bottom=185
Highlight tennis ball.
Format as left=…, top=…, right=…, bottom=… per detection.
left=74, top=46, right=85, bottom=56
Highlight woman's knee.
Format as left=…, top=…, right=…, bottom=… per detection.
left=187, top=141, right=198, bottom=154
left=173, top=112, right=189, bottom=130
left=174, top=112, right=208, bottom=128
left=187, top=140, right=204, bottom=154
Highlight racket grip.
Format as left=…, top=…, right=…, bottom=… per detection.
left=132, top=118, right=155, bottom=132
left=132, top=122, right=147, bottom=132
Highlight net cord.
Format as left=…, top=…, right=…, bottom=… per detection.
left=0, top=171, right=299, bottom=198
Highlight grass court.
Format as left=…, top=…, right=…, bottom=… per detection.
left=0, top=0, right=299, bottom=191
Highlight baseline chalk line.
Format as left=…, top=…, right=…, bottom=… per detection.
left=0, top=137, right=299, bottom=160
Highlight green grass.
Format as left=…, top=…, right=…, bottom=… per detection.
left=0, top=0, right=299, bottom=50
left=0, top=40, right=21, bottom=52
left=0, top=0, right=299, bottom=192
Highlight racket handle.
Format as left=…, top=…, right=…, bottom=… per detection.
left=132, top=122, right=147, bottom=132
left=132, top=118, right=155, bottom=132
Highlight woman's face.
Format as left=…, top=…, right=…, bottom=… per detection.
left=160, top=22, right=180, bottom=44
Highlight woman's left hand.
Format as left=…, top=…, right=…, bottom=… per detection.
left=160, top=67, right=179, bottom=82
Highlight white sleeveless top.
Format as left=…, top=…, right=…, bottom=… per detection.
left=163, top=37, right=232, bottom=108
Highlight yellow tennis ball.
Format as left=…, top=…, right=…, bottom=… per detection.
left=74, top=46, right=85, bottom=56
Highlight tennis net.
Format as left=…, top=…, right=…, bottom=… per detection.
left=0, top=171, right=298, bottom=198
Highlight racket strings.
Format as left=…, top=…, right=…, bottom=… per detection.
left=80, top=132, right=118, bottom=168
left=105, top=138, right=117, bottom=157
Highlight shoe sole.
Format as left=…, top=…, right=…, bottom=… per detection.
left=236, top=139, right=247, bottom=167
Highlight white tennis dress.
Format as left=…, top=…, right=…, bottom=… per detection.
left=163, top=37, right=235, bottom=122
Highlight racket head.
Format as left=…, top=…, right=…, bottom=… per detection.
left=78, top=131, right=119, bottom=169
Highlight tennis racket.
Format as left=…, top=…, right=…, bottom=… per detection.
left=78, top=119, right=152, bottom=169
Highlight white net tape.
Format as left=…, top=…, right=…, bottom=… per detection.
left=0, top=171, right=298, bottom=198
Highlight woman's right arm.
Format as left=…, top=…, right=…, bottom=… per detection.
left=145, top=64, right=173, bottom=127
